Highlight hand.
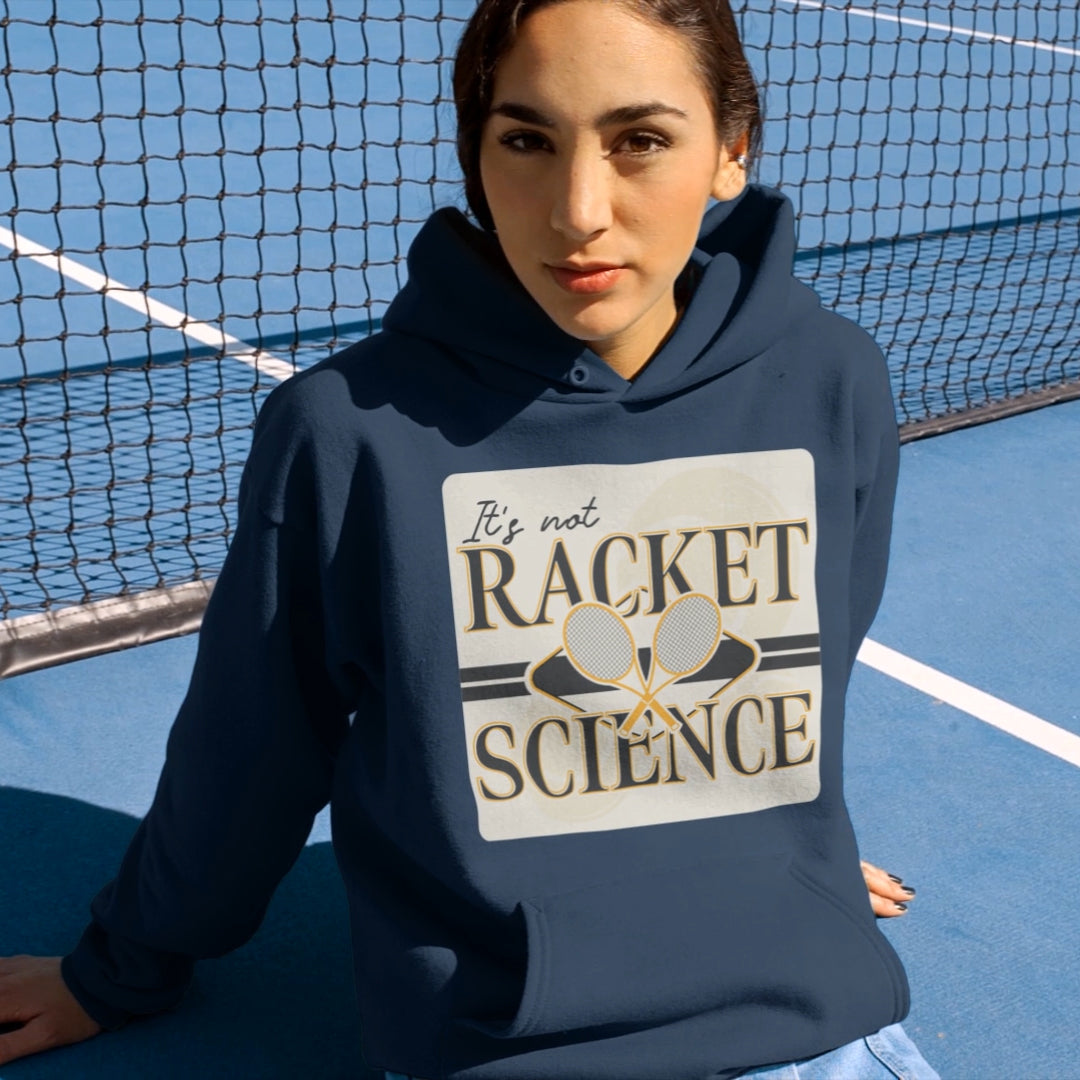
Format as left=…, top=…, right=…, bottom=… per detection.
left=861, top=860, right=918, bottom=918
left=0, top=956, right=103, bottom=1065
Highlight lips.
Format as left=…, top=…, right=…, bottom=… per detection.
left=547, top=263, right=626, bottom=295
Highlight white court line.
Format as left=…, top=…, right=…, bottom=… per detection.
left=775, top=0, right=1080, bottom=60
left=0, top=225, right=295, bottom=383
left=859, top=638, right=1080, bottom=768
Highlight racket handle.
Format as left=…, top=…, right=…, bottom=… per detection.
left=652, top=702, right=681, bottom=732
left=619, top=698, right=647, bottom=736
left=617, top=698, right=681, bottom=738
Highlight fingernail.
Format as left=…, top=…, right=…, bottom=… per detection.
left=888, top=874, right=904, bottom=884
left=901, top=886, right=916, bottom=897
left=894, top=902, right=908, bottom=913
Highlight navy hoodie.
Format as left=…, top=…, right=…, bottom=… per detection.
left=62, top=185, right=908, bottom=1079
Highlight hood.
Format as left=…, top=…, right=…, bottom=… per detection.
left=382, top=184, right=820, bottom=403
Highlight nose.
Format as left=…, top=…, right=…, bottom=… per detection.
left=549, top=148, right=612, bottom=242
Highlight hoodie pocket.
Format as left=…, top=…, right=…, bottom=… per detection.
left=466, top=851, right=902, bottom=1040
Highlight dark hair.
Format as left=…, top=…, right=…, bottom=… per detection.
left=452, top=0, right=764, bottom=232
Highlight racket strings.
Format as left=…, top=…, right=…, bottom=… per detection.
left=564, top=604, right=636, bottom=682
left=654, top=594, right=721, bottom=676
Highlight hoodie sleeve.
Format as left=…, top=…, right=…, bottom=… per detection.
left=61, top=383, right=353, bottom=1029
left=846, top=343, right=901, bottom=674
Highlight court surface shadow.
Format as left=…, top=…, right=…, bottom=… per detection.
left=0, top=786, right=383, bottom=1079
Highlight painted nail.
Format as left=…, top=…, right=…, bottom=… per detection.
left=888, top=874, right=904, bottom=884
left=894, top=902, right=908, bottom=913
left=901, top=886, right=916, bottom=896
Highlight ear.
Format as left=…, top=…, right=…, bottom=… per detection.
left=710, top=132, right=750, bottom=202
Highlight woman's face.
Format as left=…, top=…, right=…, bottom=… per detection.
left=479, top=0, right=747, bottom=378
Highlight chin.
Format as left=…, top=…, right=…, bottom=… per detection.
left=539, top=295, right=638, bottom=344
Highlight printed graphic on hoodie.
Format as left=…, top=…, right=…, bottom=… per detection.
left=443, top=451, right=820, bottom=841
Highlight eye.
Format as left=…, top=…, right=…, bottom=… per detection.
left=618, top=131, right=671, bottom=156
left=498, top=130, right=551, bottom=154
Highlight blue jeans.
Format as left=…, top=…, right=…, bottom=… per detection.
left=739, top=1024, right=941, bottom=1079
left=384, top=1022, right=941, bottom=1080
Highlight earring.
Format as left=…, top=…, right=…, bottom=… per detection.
left=735, top=153, right=748, bottom=169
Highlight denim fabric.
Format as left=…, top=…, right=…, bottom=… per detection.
left=738, top=1024, right=941, bottom=1080
left=383, top=1023, right=941, bottom=1080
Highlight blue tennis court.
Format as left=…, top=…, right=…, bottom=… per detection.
left=1, top=0, right=1078, bottom=1076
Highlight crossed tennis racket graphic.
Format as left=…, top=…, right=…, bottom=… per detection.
left=561, top=592, right=723, bottom=739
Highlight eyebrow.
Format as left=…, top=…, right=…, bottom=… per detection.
left=489, top=101, right=689, bottom=127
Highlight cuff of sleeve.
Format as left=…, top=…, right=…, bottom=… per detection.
left=61, top=952, right=132, bottom=1031
left=62, top=922, right=195, bottom=1031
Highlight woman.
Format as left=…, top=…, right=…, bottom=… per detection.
left=0, top=1, right=936, bottom=1077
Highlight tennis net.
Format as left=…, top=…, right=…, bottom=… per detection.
left=2, top=0, right=1078, bottom=674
